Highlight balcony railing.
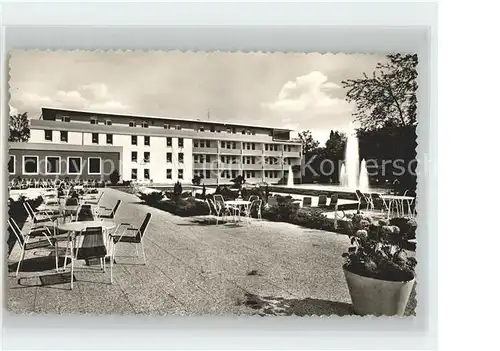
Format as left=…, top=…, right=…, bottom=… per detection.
left=263, top=150, right=282, bottom=156
left=283, top=151, right=301, bottom=158
left=218, top=148, right=241, bottom=155
left=242, top=149, right=262, bottom=156
left=192, top=147, right=218, bottom=154
left=263, top=164, right=284, bottom=170
left=241, top=163, right=262, bottom=170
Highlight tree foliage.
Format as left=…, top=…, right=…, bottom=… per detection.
left=325, top=130, right=347, bottom=159
left=297, top=130, right=319, bottom=155
left=9, top=112, right=30, bottom=142
left=342, top=54, right=418, bottom=131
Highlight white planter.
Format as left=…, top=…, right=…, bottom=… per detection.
left=343, top=265, right=415, bottom=316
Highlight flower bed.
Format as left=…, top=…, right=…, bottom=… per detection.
left=139, top=191, right=209, bottom=217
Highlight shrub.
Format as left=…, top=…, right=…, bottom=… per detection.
left=152, top=197, right=209, bottom=217
left=173, top=181, right=183, bottom=197
left=192, top=175, right=203, bottom=186
left=109, top=170, right=120, bottom=185
left=214, top=185, right=239, bottom=200
left=139, top=191, right=164, bottom=205
left=291, top=208, right=337, bottom=232
left=262, top=195, right=299, bottom=222
left=389, top=217, right=417, bottom=240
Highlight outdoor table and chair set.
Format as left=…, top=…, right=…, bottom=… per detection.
left=9, top=186, right=152, bottom=289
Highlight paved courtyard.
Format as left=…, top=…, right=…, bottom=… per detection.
left=7, top=188, right=416, bottom=316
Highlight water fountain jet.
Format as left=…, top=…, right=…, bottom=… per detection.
left=287, top=165, right=294, bottom=187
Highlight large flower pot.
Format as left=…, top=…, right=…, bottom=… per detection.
left=343, top=265, right=415, bottom=316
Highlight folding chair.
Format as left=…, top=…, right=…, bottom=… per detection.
left=8, top=217, right=57, bottom=276
left=110, top=213, right=152, bottom=279
left=302, top=197, right=312, bottom=207
left=23, top=202, right=59, bottom=236
left=97, top=200, right=121, bottom=221
left=318, top=194, right=328, bottom=207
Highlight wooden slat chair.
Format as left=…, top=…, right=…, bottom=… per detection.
left=8, top=217, right=57, bottom=276
left=82, top=191, right=104, bottom=206
left=97, top=200, right=122, bottom=221
left=318, top=194, right=328, bottom=207
left=110, top=213, right=152, bottom=281
left=302, top=197, right=312, bottom=207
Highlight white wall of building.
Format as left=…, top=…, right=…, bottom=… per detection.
left=30, top=125, right=298, bottom=185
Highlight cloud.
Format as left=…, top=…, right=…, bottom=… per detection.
left=261, top=71, right=354, bottom=144
left=11, top=82, right=128, bottom=117
left=264, top=71, right=345, bottom=113
left=9, top=104, right=19, bottom=115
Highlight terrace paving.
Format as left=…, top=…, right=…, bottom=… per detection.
left=7, top=188, right=416, bottom=316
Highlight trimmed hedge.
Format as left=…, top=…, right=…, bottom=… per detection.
left=262, top=196, right=340, bottom=232
left=139, top=192, right=209, bottom=217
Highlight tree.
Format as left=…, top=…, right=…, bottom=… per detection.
left=297, top=130, right=319, bottom=155
left=230, top=175, right=246, bottom=189
left=342, top=54, right=418, bottom=131
left=325, top=130, right=347, bottom=159
left=192, top=174, right=203, bottom=186
left=9, top=112, right=30, bottom=142
left=109, top=170, right=120, bottom=185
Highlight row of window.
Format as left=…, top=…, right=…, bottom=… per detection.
left=131, top=152, right=185, bottom=164
left=195, top=155, right=290, bottom=165
left=264, top=171, right=281, bottom=178
left=193, top=140, right=211, bottom=148
left=8, top=155, right=101, bottom=175
left=43, top=131, right=296, bottom=153
left=131, top=168, right=184, bottom=181
left=45, top=130, right=68, bottom=142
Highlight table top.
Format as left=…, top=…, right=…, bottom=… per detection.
left=380, top=195, right=415, bottom=200
left=58, top=220, right=115, bottom=232
left=36, top=205, right=61, bottom=212
left=61, top=205, right=79, bottom=212
left=226, top=200, right=251, bottom=205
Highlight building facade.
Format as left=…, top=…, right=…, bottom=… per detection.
left=20, top=107, right=302, bottom=185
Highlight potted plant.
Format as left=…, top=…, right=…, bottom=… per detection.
left=342, top=213, right=417, bottom=316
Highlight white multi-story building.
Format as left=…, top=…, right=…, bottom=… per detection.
left=18, top=107, right=303, bottom=185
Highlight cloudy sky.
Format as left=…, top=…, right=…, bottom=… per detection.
left=9, top=51, right=386, bottom=145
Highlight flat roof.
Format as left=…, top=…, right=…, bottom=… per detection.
left=40, top=106, right=294, bottom=132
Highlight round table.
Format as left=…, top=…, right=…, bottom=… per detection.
left=380, top=195, right=415, bottom=219
left=58, top=220, right=115, bottom=232
left=56, top=220, right=116, bottom=272
left=225, top=200, right=252, bottom=222
left=36, top=204, right=61, bottom=213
